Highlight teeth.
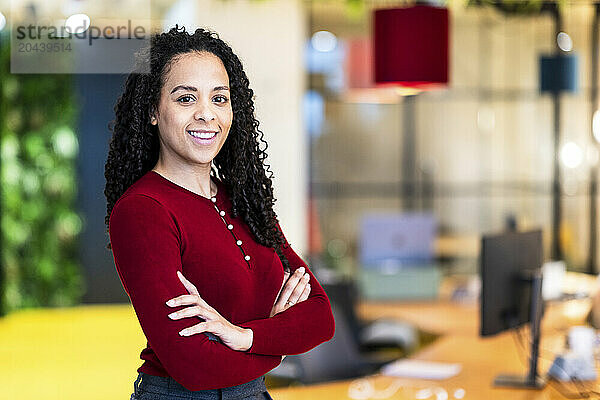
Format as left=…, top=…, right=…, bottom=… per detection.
left=188, top=130, right=217, bottom=139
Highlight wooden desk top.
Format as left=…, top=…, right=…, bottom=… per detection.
left=271, top=333, right=579, bottom=400
left=354, top=297, right=592, bottom=337
left=356, top=271, right=595, bottom=336
left=270, top=272, right=598, bottom=399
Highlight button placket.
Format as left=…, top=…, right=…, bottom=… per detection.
left=211, top=200, right=252, bottom=268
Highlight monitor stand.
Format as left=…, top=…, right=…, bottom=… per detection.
left=494, top=374, right=546, bottom=389
left=493, top=269, right=546, bottom=390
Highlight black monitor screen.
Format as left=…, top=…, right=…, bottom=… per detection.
left=480, top=229, right=543, bottom=337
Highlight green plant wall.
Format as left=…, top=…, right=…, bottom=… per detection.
left=0, top=32, right=84, bottom=316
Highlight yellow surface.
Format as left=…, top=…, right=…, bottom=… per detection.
left=0, top=304, right=145, bottom=400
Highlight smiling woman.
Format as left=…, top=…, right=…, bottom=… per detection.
left=104, top=25, right=335, bottom=399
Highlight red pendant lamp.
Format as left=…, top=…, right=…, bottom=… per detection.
left=373, top=5, right=449, bottom=89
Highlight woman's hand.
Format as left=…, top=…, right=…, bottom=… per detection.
left=270, top=266, right=311, bottom=318
left=166, top=270, right=253, bottom=352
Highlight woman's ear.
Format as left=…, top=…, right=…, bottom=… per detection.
left=149, top=107, right=158, bottom=125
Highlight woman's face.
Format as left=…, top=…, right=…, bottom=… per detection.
left=151, top=51, right=233, bottom=170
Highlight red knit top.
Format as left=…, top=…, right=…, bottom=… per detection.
left=108, top=170, right=335, bottom=390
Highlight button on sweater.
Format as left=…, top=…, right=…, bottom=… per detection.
left=108, top=170, right=335, bottom=390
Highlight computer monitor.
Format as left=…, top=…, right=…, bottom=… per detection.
left=359, top=213, right=437, bottom=265
left=480, top=229, right=545, bottom=389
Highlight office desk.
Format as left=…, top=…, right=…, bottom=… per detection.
left=354, top=296, right=592, bottom=337
left=270, top=333, right=582, bottom=400
left=270, top=272, right=598, bottom=399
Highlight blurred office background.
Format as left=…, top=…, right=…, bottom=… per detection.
left=308, top=1, right=596, bottom=276
left=1, top=0, right=600, bottom=398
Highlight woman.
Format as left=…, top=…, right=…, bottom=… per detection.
left=105, top=25, right=336, bottom=399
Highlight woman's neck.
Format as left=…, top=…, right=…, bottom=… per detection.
left=152, top=162, right=216, bottom=199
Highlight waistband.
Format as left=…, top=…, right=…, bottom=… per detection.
left=133, top=371, right=268, bottom=400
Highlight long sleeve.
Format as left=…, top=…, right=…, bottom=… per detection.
left=109, top=194, right=280, bottom=390
left=238, top=222, right=336, bottom=356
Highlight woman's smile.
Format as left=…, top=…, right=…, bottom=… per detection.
left=187, top=129, right=219, bottom=145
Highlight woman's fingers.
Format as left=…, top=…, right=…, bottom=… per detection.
left=179, top=321, right=214, bottom=336
left=288, top=272, right=310, bottom=305
left=167, top=271, right=206, bottom=308
left=275, top=270, right=291, bottom=300
left=168, top=305, right=204, bottom=320
left=298, top=283, right=311, bottom=302
left=276, top=267, right=305, bottom=307
left=270, top=267, right=313, bottom=317
left=166, top=291, right=220, bottom=323
left=177, top=270, right=199, bottom=295
left=166, top=294, right=205, bottom=307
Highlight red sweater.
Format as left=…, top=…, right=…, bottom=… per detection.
left=108, top=170, right=335, bottom=390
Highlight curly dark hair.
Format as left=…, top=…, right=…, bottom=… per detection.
left=104, top=25, right=289, bottom=271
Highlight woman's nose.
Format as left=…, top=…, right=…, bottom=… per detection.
left=193, top=102, right=216, bottom=121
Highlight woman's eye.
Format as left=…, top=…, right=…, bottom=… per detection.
left=214, top=95, right=229, bottom=104
left=177, top=95, right=195, bottom=104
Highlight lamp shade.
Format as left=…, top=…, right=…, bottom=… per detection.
left=373, top=5, right=449, bottom=88
left=539, top=54, right=578, bottom=93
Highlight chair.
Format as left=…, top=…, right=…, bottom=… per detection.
left=267, top=299, right=398, bottom=384
left=323, top=279, right=417, bottom=353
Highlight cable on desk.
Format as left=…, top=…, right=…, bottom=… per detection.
left=515, top=324, right=569, bottom=362
left=512, top=325, right=598, bottom=399
left=547, top=380, right=593, bottom=399
left=347, top=377, right=403, bottom=399
left=347, top=377, right=462, bottom=400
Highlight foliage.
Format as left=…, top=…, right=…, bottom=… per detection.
left=467, top=0, right=569, bottom=15
left=0, top=32, right=84, bottom=316
left=337, top=0, right=570, bottom=18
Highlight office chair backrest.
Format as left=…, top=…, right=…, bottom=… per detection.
left=322, top=281, right=363, bottom=348
left=296, top=300, right=369, bottom=383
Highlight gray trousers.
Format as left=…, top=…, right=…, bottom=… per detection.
left=130, top=371, right=274, bottom=400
